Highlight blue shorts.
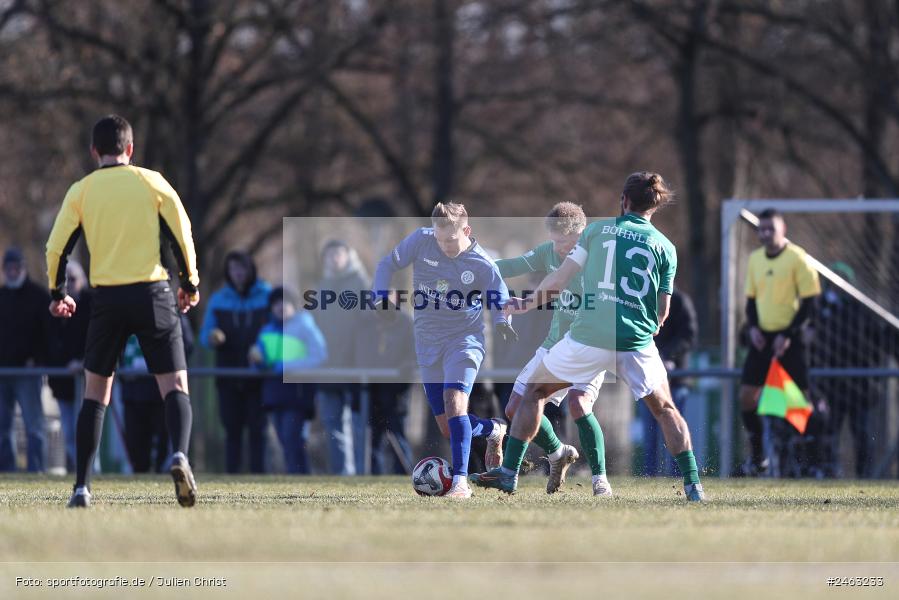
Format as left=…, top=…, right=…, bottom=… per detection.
left=420, top=344, right=484, bottom=417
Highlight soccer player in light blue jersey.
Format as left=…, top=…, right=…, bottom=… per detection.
left=472, top=172, right=704, bottom=502
left=373, top=203, right=517, bottom=498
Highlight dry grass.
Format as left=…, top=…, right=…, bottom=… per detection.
left=1, top=475, right=898, bottom=599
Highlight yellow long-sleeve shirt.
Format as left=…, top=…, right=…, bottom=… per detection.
left=46, top=164, right=199, bottom=299
left=745, top=243, right=820, bottom=332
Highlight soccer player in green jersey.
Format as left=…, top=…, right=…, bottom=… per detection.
left=472, top=172, right=704, bottom=501
left=496, top=202, right=611, bottom=496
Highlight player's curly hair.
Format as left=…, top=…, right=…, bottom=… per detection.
left=431, top=202, right=468, bottom=227
left=623, top=172, right=674, bottom=213
left=545, top=202, right=586, bottom=235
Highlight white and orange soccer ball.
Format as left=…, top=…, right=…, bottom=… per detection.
left=411, top=456, right=452, bottom=496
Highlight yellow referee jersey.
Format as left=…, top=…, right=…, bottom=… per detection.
left=745, top=243, right=820, bottom=332
left=46, top=164, right=199, bottom=299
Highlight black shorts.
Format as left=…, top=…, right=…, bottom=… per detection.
left=83, top=281, right=186, bottom=377
left=740, top=330, right=809, bottom=390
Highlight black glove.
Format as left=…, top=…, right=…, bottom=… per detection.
left=495, top=321, right=518, bottom=343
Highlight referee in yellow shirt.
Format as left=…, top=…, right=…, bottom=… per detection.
left=46, top=115, right=201, bottom=508
left=739, top=208, right=820, bottom=476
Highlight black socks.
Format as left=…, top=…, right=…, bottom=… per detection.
left=741, top=410, right=764, bottom=466
left=164, top=390, right=193, bottom=456
left=75, top=399, right=107, bottom=489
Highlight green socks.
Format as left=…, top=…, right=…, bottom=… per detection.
left=575, top=414, right=606, bottom=475
left=532, top=415, right=562, bottom=455
left=502, top=414, right=609, bottom=477
left=675, top=450, right=701, bottom=485
left=501, top=436, right=529, bottom=475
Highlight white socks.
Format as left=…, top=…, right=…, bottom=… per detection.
left=547, top=445, right=565, bottom=462
left=451, top=475, right=469, bottom=488
left=487, top=422, right=504, bottom=443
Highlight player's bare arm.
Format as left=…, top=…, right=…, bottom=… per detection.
left=655, top=292, right=671, bottom=334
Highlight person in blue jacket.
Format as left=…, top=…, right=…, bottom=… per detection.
left=250, top=287, right=327, bottom=474
left=199, top=251, right=272, bottom=473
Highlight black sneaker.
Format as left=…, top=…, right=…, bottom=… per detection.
left=170, top=454, right=198, bottom=508
left=470, top=467, right=518, bottom=494
left=67, top=486, right=91, bottom=508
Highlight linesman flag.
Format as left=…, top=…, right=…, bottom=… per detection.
left=757, top=358, right=813, bottom=434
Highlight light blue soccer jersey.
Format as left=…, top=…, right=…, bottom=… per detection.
left=373, top=227, right=510, bottom=366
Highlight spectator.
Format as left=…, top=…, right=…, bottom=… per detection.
left=738, top=209, right=820, bottom=477
left=0, top=247, right=50, bottom=472
left=250, top=287, right=326, bottom=474
left=639, top=287, right=698, bottom=476
left=355, top=292, right=415, bottom=475
left=312, top=239, right=369, bottom=475
left=199, top=251, right=271, bottom=473
left=47, top=261, right=92, bottom=473
left=121, top=311, right=195, bottom=473
left=812, top=262, right=897, bottom=478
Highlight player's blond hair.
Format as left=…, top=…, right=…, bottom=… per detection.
left=545, top=202, right=586, bottom=235
left=431, top=202, right=468, bottom=228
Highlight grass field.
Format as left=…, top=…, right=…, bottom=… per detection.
left=2, top=474, right=898, bottom=599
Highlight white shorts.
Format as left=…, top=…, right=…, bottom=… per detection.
left=541, top=332, right=668, bottom=400
left=512, top=346, right=603, bottom=406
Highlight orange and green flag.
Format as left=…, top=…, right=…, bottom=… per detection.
left=757, top=358, right=813, bottom=434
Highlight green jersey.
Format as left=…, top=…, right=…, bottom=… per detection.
left=568, top=214, right=677, bottom=351
left=496, top=241, right=583, bottom=349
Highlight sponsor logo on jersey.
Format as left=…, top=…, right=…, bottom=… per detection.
left=393, top=248, right=400, bottom=261
left=461, top=270, right=475, bottom=285
left=436, top=279, right=449, bottom=294
left=423, top=257, right=439, bottom=266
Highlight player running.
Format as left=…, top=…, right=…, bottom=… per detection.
left=472, top=172, right=705, bottom=501
left=495, top=202, right=611, bottom=496
left=46, top=115, right=200, bottom=508
left=373, top=203, right=517, bottom=499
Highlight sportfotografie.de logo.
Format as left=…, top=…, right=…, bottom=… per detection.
left=302, top=288, right=600, bottom=312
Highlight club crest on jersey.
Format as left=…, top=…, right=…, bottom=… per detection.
left=461, top=270, right=475, bottom=285
left=423, top=257, right=439, bottom=267
left=436, top=279, right=449, bottom=294
left=559, top=289, right=575, bottom=307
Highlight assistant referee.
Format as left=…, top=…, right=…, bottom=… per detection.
left=739, top=208, right=820, bottom=476
left=46, top=115, right=201, bottom=508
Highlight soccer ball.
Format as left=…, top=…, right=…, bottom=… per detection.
left=411, top=456, right=452, bottom=496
